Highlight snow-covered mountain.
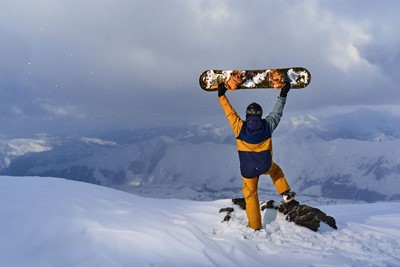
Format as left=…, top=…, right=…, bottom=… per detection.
left=1, top=176, right=399, bottom=267
left=0, top=136, right=53, bottom=170
left=1, top=108, right=399, bottom=202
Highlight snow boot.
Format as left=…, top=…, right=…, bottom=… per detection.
left=281, top=190, right=296, bottom=203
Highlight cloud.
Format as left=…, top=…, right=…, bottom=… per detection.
left=40, top=102, right=85, bottom=119
left=0, top=0, right=399, bottom=135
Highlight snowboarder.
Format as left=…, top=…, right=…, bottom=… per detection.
left=217, top=81, right=296, bottom=230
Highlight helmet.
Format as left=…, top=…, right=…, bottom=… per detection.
left=246, top=102, right=262, bottom=117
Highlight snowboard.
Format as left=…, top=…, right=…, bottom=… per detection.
left=199, top=67, right=311, bottom=92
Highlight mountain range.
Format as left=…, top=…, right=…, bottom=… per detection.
left=1, top=107, right=399, bottom=203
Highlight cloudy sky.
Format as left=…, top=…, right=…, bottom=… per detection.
left=1, top=0, right=399, bottom=136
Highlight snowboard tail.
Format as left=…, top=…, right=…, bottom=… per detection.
left=199, top=67, right=311, bottom=91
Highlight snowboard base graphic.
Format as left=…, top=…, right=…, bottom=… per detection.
left=199, top=67, right=311, bottom=91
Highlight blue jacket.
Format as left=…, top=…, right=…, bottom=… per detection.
left=219, top=95, right=286, bottom=178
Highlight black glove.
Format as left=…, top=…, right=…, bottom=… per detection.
left=218, top=83, right=227, bottom=97
left=280, top=82, right=291, bottom=98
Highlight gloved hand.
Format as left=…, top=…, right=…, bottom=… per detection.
left=279, top=82, right=291, bottom=98
left=218, top=83, right=227, bottom=97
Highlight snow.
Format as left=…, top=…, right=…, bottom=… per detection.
left=1, top=176, right=399, bottom=267
left=0, top=138, right=52, bottom=169
left=80, top=137, right=117, bottom=147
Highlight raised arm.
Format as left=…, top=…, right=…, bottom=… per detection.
left=217, top=84, right=243, bottom=137
left=265, top=82, right=291, bottom=133
left=265, top=96, right=286, bottom=133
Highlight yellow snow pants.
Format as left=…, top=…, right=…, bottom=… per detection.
left=242, top=162, right=290, bottom=230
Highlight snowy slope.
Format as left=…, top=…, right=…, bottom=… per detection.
left=1, top=176, right=399, bottom=267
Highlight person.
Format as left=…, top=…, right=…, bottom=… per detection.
left=217, top=81, right=296, bottom=230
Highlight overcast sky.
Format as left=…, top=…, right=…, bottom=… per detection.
left=1, top=0, right=399, bottom=136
